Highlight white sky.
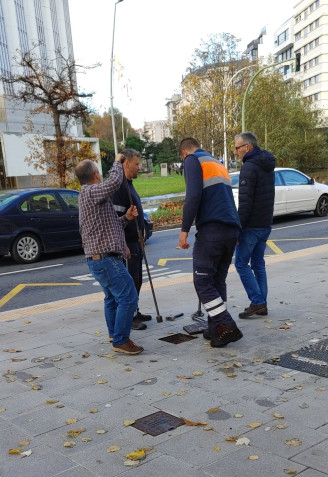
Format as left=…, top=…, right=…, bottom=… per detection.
left=68, top=0, right=296, bottom=130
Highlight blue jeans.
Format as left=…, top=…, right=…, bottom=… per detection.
left=235, top=227, right=271, bottom=305
left=87, top=256, right=138, bottom=346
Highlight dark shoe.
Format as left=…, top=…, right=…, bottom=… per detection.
left=135, top=311, right=152, bottom=321
left=131, top=319, right=147, bottom=330
left=203, top=329, right=211, bottom=340
left=239, top=303, right=267, bottom=318
left=210, top=325, right=243, bottom=348
left=109, top=336, right=113, bottom=343
left=112, top=339, right=144, bottom=355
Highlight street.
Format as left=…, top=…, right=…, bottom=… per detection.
left=0, top=213, right=327, bottom=313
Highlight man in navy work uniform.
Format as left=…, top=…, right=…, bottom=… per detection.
left=178, top=137, right=243, bottom=348
left=113, top=148, right=152, bottom=331
left=75, top=157, right=143, bottom=355
left=234, top=132, right=275, bottom=318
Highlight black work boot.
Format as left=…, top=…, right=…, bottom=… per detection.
left=210, top=325, right=243, bottom=348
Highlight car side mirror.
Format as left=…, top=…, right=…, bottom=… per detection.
left=309, top=177, right=315, bottom=185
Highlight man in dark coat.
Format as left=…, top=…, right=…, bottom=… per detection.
left=234, top=132, right=275, bottom=318
left=113, top=149, right=152, bottom=330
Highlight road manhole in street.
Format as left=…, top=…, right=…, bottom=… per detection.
left=131, top=411, right=185, bottom=436
left=159, top=333, right=197, bottom=344
left=265, top=339, right=328, bottom=378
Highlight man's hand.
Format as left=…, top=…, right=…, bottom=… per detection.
left=126, top=246, right=131, bottom=259
left=125, top=205, right=138, bottom=221
left=179, top=231, right=190, bottom=249
left=114, top=153, right=126, bottom=164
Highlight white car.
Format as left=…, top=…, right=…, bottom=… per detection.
left=230, top=167, right=328, bottom=217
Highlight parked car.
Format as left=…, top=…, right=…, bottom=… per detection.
left=230, top=168, right=328, bottom=217
left=0, top=188, right=153, bottom=264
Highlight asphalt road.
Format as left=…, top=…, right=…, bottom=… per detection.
left=0, top=213, right=327, bottom=312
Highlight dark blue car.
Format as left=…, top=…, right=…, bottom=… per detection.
left=0, top=189, right=153, bottom=264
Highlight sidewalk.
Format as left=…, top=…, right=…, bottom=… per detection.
left=1, top=244, right=328, bottom=477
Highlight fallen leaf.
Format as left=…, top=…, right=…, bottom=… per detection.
left=63, top=441, right=76, bottom=448
left=213, top=446, right=221, bottom=451
left=123, top=420, right=135, bottom=427
left=252, top=358, right=261, bottom=362
left=31, top=385, right=41, bottom=390
left=18, top=441, right=30, bottom=447
left=21, top=450, right=32, bottom=457
left=67, top=429, right=85, bottom=438
left=82, top=352, right=90, bottom=358
left=125, top=368, right=132, bottom=372
left=291, top=354, right=299, bottom=358
left=183, top=418, right=207, bottom=426
left=282, top=374, right=291, bottom=378
left=123, top=460, right=140, bottom=467
left=94, top=330, right=101, bottom=334
left=66, top=418, right=78, bottom=425
left=162, top=392, right=171, bottom=396
left=177, top=375, right=193, bottom=379
left=225, top=436, right=238, bottom=442
left=204, top=426, right=213, bottom=431
left=81, top=437, right=92, bottom=442
left=233, top=362, right=243, bottom=368
left=97, top=380, right=108, bottom=384
left=273, top=413, right=284, bottom=419
left=236, top=437, right=250, bottom=446
left=90, top=409, right=98, bottom=413
left=96, top=429, right=107, bottom=434
left=248, top=455, right=259, bottom=460
left=8, top=449, right=21, bottom=455
left=221, top=365, right=231, bottom=370
left=285, top=438, right=302, bottom=446
left=193, top=371, right=203, bottom=376
left=177, top=391, right=187, bottom=396
left=276, top=423, right=289, bottom=429
left=264, top=427, right=271, bottom=431
left=280, top=325, right=291, bottom=330
left=45, top=400, right=58, bottom=404
left=24, top=320, right=31, bottom=324
left=176, top=246, right=181, bottom=249
left=125, top=449, right=146, bottom=461
left=4, top=349, right=21, bottom=353
left=0, top=408, right=6, bottom=413
left=316, top=387, right=326, bottom=392
left=208, top=408, right=219, bottom=414
left=299, top=402, right=309, bottom=409
left=226, top=373, right=237, bottom=378
left=107, top=446, right=121, bottom=452
left=11, top=358, right=26, bottom=362
left=52, top=357, right=62, bottom=362
left=284, top=468, right=298, bottom=476
left=248, top=422, right=262, bottom=429
left=234, top=413, right=243, bottom=418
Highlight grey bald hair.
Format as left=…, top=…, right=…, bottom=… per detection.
left=235, top=132, right=258, bottom=149
left=75, top=159, right=99, bottom=185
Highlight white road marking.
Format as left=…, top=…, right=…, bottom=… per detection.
left=0, top=264, right=63, bottom=276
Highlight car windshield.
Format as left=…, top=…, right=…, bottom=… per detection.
left=0, top=193, right=20, bottom=210
left=230, top=174, right=240, bottom=188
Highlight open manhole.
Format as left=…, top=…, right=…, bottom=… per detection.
left=159, top=333, right=197, bottom=344
left=131, top=411, right=185, bottom=436
left=265, top=339, right=328, bottom=378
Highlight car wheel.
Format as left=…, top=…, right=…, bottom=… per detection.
left=314, top=195, right=328, bottom=217
left=11, top=234, right=42, bottom=264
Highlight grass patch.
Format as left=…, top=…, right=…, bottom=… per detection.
left=134, top=173, right=185, bottom=198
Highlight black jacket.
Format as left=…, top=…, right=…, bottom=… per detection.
left=238, top=147, right=275, bottom=228
left=112, top=179, right=144, bottom=244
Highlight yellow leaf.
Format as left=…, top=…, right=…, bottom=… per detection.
left=81, top=437, right=92, bottom=442
left=18, top=441, right=30, bottom=447
left=45, top=400, right=58, bottom=404
left=0, top=408, right=6, bottom=412
left=177, top=375, right=193, bottom=379
left=282, top=374, right=291, bottom=378
left=276, top=423, right=289, bottom=429
left=248, top=422, right=262, bottom=428
left=295, top=386, right=303, bottom=390
left=11, top=358, right=26, bottom=362
left=284, top=468, right=298, bottom=476
left=252, top=358, right=261, bottom=362
left=291, top=354, right=299, bottom=358
left=125, top=449, right=146, bottom=461
left=125, top=368, right=132, bottom=372
left=63, top=441, right=76, bottom=448
left=193, top=371, right=203, bottom=376
left=89, top=409, right=98, bottom=413
left=208, top=408, right=219, bottom=413
left=8, top=449, right=21, bottom=455
left=226, top=436, right=238, bottom=442
left=66, top=418, right=78, bottom=425
left=94, top=330, right=101, bottom=334
left=234, top=413, right=243, bottom=418
left=107, top=445, right=121, bottom=452
left=67, top=429, right=85, bottom=438
left=97, top=380, right=108, bottom=384
left=248, top=455, right=259, bottom=460
left=227, top=373, right=237, bottom=378
left=24, top=320, right=31, bottom=324
left=31, top=385, right=41, bottom=390
left=177, top=391, right=187, bottom=396
left=123, top=459, right=140, bottom=467
left=213, top=446, right=221, bottom=451
left=96, top=429, right=107, bottom=434
left=183, top=418, right=207, bottom=426
left=162, top=392, right=171, bottom=396
left=221, top=365, right=231, bottom=370
left=204, top=426, right=213, bottom=431
left=124, top=420, right=135, bottom=427
left=285, top=438, right=302, bottom=446
left=272, top=413, right=284, bottom=419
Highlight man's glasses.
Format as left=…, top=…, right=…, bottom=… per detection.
left=234, top=144, right=247, bottom=151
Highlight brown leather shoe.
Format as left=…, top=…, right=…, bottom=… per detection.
left=112, top=339, right=144, bottom=355
left=210, top=325, right=243, bottom=348
left=239, top=303, right=267, bottom=318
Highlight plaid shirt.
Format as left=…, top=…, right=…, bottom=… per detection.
left=78, top=162, right=128, bottom=258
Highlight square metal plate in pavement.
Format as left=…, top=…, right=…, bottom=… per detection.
left=131, top=411, right=185, bottom=436
left=159, top=333, right=197, bottom=344
left=265, top=338, right=328, bottom=378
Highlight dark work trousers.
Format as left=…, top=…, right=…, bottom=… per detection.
left=126, top=241, right=143, bottom=311
left=193, top=222, right=239, bottom=336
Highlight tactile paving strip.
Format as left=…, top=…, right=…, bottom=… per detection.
left=265, top=339, right=328, bottom=378
left=131, top=411, right=185, bottom=436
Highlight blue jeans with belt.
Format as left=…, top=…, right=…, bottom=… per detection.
left=235, top=226, right=271, bottom=305
left=87, top=256, right=138, bottom=346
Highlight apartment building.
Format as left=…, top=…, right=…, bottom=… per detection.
left=143, top=119, right=170, bottom=143
left=274, top=17, right=295, bottom=80
left=0, top=0, right=100, bottom=189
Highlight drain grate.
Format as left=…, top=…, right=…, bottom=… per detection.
left=159, top=333, right=197, bottom=344
left=265, top=339, right=328, bottom=378
left=131, top=411, right=185, bottom=436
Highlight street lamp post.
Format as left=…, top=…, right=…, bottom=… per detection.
left=110, top=0, right=124, bottom=155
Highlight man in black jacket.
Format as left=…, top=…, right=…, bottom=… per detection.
left=113, top=149, right=152, bottom=330
left=234, top=132, right=275, bottom=318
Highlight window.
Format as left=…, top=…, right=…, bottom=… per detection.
left=295, top=14, right=301, bottom=24
left=304, top=79, right=308, bottom=88
left=21, top=193, right=61, bottom=213
left=281, top=170, right=309, bottom=186
left=315, top=37, right=319, bottom=46
left=315, top=18, right=320, bottom=27
left=295, top=31, right=301, bottom=41
left=58, top=191, right=79, bottom=210
left=316, top=0, right=320, bottom=8
left=315, top=56, right=319, bottom=65
left=310, top=3, right=314, bottom=12
left=315, top=74, right=319, bottom=83
left=304, top=45, right=308, bottom=54
left=314, top=92, right=319, bottom=100
left=309, top=59, right=314, bottom=67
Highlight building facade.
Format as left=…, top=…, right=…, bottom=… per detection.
left=0, top=0, right=100, bottom=189
left=143, top=119, right=170, bottom=143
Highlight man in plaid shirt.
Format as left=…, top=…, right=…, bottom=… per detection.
left=75, top=155, right=144, bottom=355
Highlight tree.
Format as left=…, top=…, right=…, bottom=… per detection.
left=86, top=110, right=136, bottom=144
left=244, top=71, right=328, bottom=171
left=155, top=138, right=178, bottom=169
left=1, top=47, right=99, bottom=187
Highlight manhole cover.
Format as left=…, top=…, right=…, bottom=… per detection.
left=159, top=333, right=197, bottom=344
left=132, top=411, right=185, bottom=436
left=265, top=339, right=328, bottom=378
